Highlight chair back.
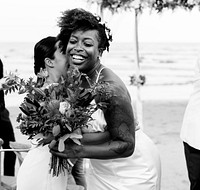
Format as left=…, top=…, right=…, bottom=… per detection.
left=0, top=138, right=30, bottom=190
left=9, top=142, right=31, bottom=165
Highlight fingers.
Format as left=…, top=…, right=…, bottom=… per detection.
left=38, top=136, right=54, bottom=146
left=48, top=139, right=80, bottom=159
left=50, top=149, right=68, bottom=159
left=37, top=139, right=46, bottom=145
left=48, top=142, right=58, bottom=151
left=49, top=143, right=65, bottom=157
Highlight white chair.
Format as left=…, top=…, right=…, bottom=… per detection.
left=0, top=139, right=30, bottom=190
left=9, top=141, right=31, bottom=166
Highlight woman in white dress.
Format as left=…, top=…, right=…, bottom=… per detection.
left=16, top=36, right=69, bottom=190
left=50, top=8, right=161, bottom=190
left=83, top=68, right=161, bottom=190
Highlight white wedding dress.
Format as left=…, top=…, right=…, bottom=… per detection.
left=85, top=67, right=161, bottom=190
left=86, top=107, right=161, bottom=190
left=16, top=144, right=68, bottom=190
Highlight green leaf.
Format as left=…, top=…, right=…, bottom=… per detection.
left=52, top=125, right=60, bottom=137
left=11, top=85, right=15, bottom=92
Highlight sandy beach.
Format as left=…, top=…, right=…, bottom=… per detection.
left=143, top=99, right=189, bottom=190
left=2, top=41, right=199, bottom=190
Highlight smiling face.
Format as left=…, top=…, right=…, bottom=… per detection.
left=65, top=29, right=101, bottom=73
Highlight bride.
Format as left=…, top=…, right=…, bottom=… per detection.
left=50, top=8, right=161, bottom=190
left=16, top=36, right=69, bottom=190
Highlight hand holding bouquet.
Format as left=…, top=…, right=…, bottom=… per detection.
left=0, top=65, right=113, bottom=176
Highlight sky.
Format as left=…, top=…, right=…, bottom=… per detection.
left=1, top=0, right=200, bottom=43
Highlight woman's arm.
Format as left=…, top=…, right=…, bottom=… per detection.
left=50, top=94, right=135, bottom=159
left=81, top=131, right=110, bottom=145
left=50, top=71, right=135, bottom=159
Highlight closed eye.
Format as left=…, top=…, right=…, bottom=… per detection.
left=69, top=38, right=77, bottom=44
left=84, top=42, right=93, bottom=47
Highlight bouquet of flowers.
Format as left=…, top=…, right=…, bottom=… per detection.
left=0, top=65, right=112, bottom=176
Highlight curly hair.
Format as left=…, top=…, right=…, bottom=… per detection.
left=57, top=8, right=112, bottom=54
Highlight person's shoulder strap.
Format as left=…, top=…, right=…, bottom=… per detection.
left=96, top=67, right=105, bottom=83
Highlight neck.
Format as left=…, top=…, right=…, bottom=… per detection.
left=46, top=74, right=60, bottom=84
left=86, top=60, right=102, bottom=79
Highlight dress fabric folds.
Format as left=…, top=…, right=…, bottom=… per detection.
left=17, top=144, right=68, bottom=190
left=86, top=109, right=161, bottom=190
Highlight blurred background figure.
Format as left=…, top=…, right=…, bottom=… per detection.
left=0, top=58, right=16, bottom=176
left=180, top=59, right=200, bottom=190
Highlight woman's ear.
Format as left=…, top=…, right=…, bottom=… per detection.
left=98, top=48, right=103, bottom=57
left=44, top=58, right=54, bottom=68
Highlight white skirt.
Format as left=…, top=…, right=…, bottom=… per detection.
left=86, top=129, right=161, bottom=190
left=17, top=144, right=68, bottom=190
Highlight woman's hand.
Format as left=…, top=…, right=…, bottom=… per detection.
left=38, top=135, right=54, bottom=146
left=49, top=139, right=82, bottom=159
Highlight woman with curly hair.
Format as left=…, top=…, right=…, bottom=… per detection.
left=50, top=8, right=161, bottom=190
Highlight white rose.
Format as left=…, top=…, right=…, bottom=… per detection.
left=59, top=101, right=71, bottom=115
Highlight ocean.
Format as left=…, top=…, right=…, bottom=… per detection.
left=1, top=41, right=200, bottom=106
left=1, top=41, right=199, bottom=86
